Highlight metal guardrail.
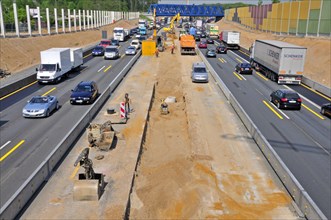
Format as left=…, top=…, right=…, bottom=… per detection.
left=0, top=50, right=142, bottom=220
left=198, top=49, right=327, bottom=220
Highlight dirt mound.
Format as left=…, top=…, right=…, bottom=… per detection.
left=0, top=19, right=138, bottom=74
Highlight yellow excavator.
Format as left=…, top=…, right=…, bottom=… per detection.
left=163, top=13, right=181, bottom=34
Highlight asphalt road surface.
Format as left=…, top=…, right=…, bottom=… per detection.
left=198, top=40, right=331, bottom=219
left=0, top=38, right=139, bottom=208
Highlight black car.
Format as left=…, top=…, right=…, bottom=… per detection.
left=216, top=45, right=227, bottom=54
left=200, top=32, right=206, bottom=38
left=111, top=39, right=120, bottom=47
left=206, top=49, right=217, bottom=58
left=321, top=103, right=331, bottom=117
left=235, top=63, right=253, bottom=74
left=92, top=46, right=105, bottom=56
left=206, top=38, right=214, bottom=44
left=194, top=34, right=201, bottom=41
left=270, top=89, right=302, bottom=110
left=70, top=81, right=99, bottom=104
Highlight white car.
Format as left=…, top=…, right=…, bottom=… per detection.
left=130, top=39, right=141, bottom=49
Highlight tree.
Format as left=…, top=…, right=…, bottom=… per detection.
left=272, top=0, right=280, bottom=3
left=258, top=0, right=263, bottom=6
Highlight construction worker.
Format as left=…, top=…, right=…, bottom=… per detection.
left=124, top=93, right=131, bottom=118
left=171, top=44, right=175, bottom=54
left=155, top=47, right=159, bottom=58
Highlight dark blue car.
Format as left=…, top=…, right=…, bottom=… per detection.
left=92, top=46, right=105, bottom=56
left=70, top=81, right=99, bottom=104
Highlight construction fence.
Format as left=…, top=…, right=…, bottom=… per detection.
left=0, top=3, right=140, bottom=38
left=225, top=0, right=331, bottom=37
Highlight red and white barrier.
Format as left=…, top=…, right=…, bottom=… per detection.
left=120, top=102, right=126, bottom=118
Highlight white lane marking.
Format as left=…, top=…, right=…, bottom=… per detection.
left=229, top=50, right=250, bottom=63
left=268, top=101, right=290, bottom=120
left=283, top=85, right=321, bottom=109
left=240, top=74, right=247, bottom=81
left=0, top=141, right=11, bottom=151
left=97, top=65, right=105, bottom=72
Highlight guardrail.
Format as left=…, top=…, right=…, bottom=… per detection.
left=0, top=50, right=142, bottom=220
left=198, top=49, right=327, bottom=220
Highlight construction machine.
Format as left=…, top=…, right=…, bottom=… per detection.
left=163, top=13, right=181, bottom=34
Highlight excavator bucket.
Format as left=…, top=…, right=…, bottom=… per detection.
left=73, top=179, right=99, bottom=201
left=73, top=173, right=104, bottom=201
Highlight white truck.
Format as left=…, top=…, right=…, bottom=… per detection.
left=138, top=19, right=148, bottom=28
left=196, top=19, right=202, bottom=28
left=250, top=40, right=307, bottom=84
left=219, top=31, right=240, bottom=50
left=37, top=48, right=83, bottom=84
left=113, top=27, right=130, bottom=42
left=206, top=23, right=219, bottom=39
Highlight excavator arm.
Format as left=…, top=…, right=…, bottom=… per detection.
left=163, top=13, right=180, bottom=33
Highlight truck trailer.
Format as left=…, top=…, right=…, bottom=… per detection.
left=219, top=31, right=240, bottom=50
left=180, top=35, right=196, bottom=55
left=37, top=48, right=83, bottom=84
left=206, top=23, right=219, bottom=39
left=250, top=40, right=307, bottom=84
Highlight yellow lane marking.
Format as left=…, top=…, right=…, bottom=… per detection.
left=83, top=53, right=91, bottom=59
left=263, top=101, right=283, bottom=120
left=70, top=165, right=80, bottom=179
left=302, top=103, right=325, bottom=120
left=222, top=58, right=227, bottom=63
left=208, top=84, right=213, bottom=92
left=233, top=72, right=242, bottom=81
left=121, top=54, right=125, bottom=58
left=42, top=87, right=56, bottom=96
left=104, top=65, right=112, bottom=72
left=239, top=50, right=250, bottom=56
left=0, top=140, right=25, bottom=162
left=0, top=81, right=38, bottom=101
left=301, top=84, right=331, bottom=101
left=236, top=58, right=243, bottom=63
left=218, top=58, right=224, bottom=63
left=255, top=71, right=269, bottom=81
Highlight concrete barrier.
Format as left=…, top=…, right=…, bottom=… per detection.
left=302, top=76, right=331, bottom=98
left=198, top=49, right=327, bottom=220
left=0, top=51, right=142, bottom=220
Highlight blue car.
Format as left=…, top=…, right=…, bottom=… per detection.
left=92, top=46, right=105, bottom=56
left=22, top=96, right=59, bottom=118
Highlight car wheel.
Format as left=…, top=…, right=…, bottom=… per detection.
left=277, top=102, right=281, bottom=109
left=56, top=102, right=59, bottom=110
left=321, top=108, right=325, bottom=115
left=297, top=106, right=301, bottom=111
left=269, top=96, right=273, bottom=103
left=46, top=109, right=50, bottom=117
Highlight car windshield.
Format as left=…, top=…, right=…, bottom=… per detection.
left=114, top=29, right=123, bottom=34
left=194, top=67, right=207, bottom=73
left=111, top=40, right=119, bottom=45
left=94, top=46, right=103, bottom=50
left=127, top=46, right=135, bottom=50
left=208, top=50, right=215, bottom=53
left=131, top=41, right=138, bottom=45
left=241, top=63, right=251, bottom=68
left=100, top=41, right=110, bottom=45
left=30, top=97, right=48, bottom=104
left=39, top=64, right=56, bottom=71
left=75, top=85, right=92, bottom=92
left=105, top=48, right=117, bottom=52
left=284, top=93, right=299, bottom=99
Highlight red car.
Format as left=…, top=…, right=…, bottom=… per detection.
left=99, top=39, right=111, bottom=48
left=198, top=41, right=207, bottom=48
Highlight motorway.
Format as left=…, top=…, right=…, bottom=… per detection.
left=198, top=41, right=331, bottom=219
left=0, top=38, right=138, bottom=209
left=0, top=33, right=330, bottom=218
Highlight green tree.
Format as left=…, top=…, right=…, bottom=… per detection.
left=272, top=0, right=280, bottom=3
left=258, top=0, right=263, bottom=6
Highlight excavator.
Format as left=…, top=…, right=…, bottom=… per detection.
left=163, top=13, right=181, bottom=34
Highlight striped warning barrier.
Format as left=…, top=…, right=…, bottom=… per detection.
left=120, top=102, right=126, bottom=118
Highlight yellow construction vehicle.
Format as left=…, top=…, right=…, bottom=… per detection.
left=163, top=13, right=181, bottom=34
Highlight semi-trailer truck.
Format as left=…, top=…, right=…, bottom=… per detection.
left=250, top=40, right=307, bottom=84
left=206, top=23, right=219, bottom=39
left=219, top=31, right=240, bottom=50
left=37, top=48, right=83, bottom=84
left=113, top=27, right=130, bottom=42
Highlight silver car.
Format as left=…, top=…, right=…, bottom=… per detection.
left=125, top=46, right=137, bottom=55
left=191, top=62, right=209, bottom=83
left=22, top=95, right=59, bottom=118
left=104, top=46, right=120, bottom=60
